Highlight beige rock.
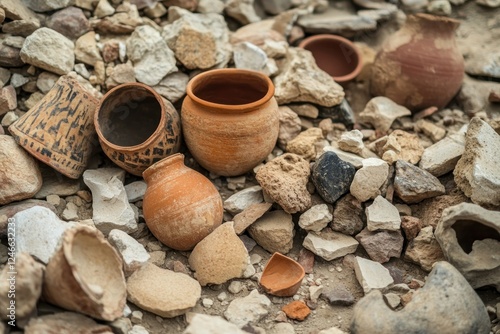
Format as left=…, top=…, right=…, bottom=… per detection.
left=415, top=119, right=446, bottom=142
left=354, top=256, right=394, bottom=294
left=152, top=71, right=189, bottom=103
left=95, top=0, right=115, bottom=18
left=358, top=97, right=411, bottom=133
left=127, top=263, right=201, bottom=318
left=412, top=192, right=468, bottom=229
left=25, top=312, right=112, bottom=333
left=277, top=106, right=301, bottom=149
left=256, top=153, right=311, bottom=214
left=350, top=158, right=389, bottom=202
left=74, top=31, right=103, bottom=66
left=338, top=130, right=364, bottom=154
left=0, top=253, right=43, bottom=320
left=225, top=0, right=261, bottom=25
left=0, top=135, right=42, bottom=205
left=0, top=85, right=17, bottom=115
left=366, top=196, right=401, bottom=232
left=299, top=204, right=332, bottom=232
left=322, top=145, right=364, bottom=168
left=184, top=313, right=247, bottom=334
left=286, top=127, right=324, bottom=161
left=230, top=19, right=286, bottom=46
left=0, top=0, right=39, bottom=22
left=274, top=48, right=344, bottom=107
left=419, top=130, right=466, bottom=177
left=248, top=210, right=294, bottom=254
left=371, top=130, right=424, bottom=165
left=189, top=222, right=248, bottom=286
left=105, top=62, right=136, bottom=89
left=405, top=226, right=445, bottom=271
left=303, top=229, right=359, bottom=261
left=233, top=202, right=272, bottom=235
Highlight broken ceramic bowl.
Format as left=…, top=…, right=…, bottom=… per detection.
left=259, top=252, right=305, bottom=297
left=435, top=202, right=500, bottom=291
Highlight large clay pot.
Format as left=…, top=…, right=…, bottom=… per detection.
left=298, top=34, right=363, bottom=84
left=9, top=75, right=98, bottom=179
left=370, top=13, right=464, bottom=111
left=42, top=225, right=127, bottom=321
left=181, top=68, right=279, bottom=176
left=95, top=82, right=181, bottom=176
left=142, top=153, right=223, bottom=251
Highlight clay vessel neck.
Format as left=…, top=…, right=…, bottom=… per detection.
left=143, top=153, right=185, bottom=184
left=406, top=13, right=460, bottom=36
left=186, top=68, right=275, bottom=114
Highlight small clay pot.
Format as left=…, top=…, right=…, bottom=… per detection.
left=299, top=34, right=363, bottom=84
left=370, top=13, right=464, bottom=111
left=42, top=225, right=127, bottom=321
left=181, top=68, right=279, bottom=176
left=9, top=75, right=99, bottom=179
left=95, top=83, right=181, bottom=176
left=142, top=153, right=223, bottom=251
left=260, top=252, right=305, bottom=297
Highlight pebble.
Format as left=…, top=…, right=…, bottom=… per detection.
left=331, top=194, right=364, bottom=235
left=298, top=204, right=332, bottom=232
left=356, top=228, right=404, bottom=263
left=309, top=285, right=323, bottom=303
left=303, top=229, right=359, bottom=261
left=131, top=310, right=143, bottom=324
left=183, top=313, right=247, bottom=334
left=223, top=185, right=263, bottom=215
left=148, top=251, right=166, bottom=267
left=36, top=71, right=59, bottom=93
left=338, top=130, right=365, bottom=154
left=224, top=289, right=271, bottom=328
left=350, top=158, right=389, bottom=203
left=108, top=229, right=150, bottom=276
left=130, top=325, right=149, bottom=334
left=202, top=298, right=214, bottom=308
left=282, top=300, right=311, bottom=321
left=228, top=281, right=244, bottom=294
left=365, top=196, right=401, bottom=232
left=286, top=127, right=324, bottom=161
left=61, top=202, right=79, bottom=221
left=321, top=286, right=355, bottom=306
left=394, top=160, right=445, bottom=204
left=271, top=322, right=296, bottom=334
left=225, top=0, right=261, bottom=25
left=217, top=292, right=228, bottom=301
left=354, top=256, right=394, bottom=294
left=109, top=317, right=133, bottom=334
left=404, top=226, right=445, bottom=271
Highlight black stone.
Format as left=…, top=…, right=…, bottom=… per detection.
left=321, top=286, right=356, bottom=306
left=318, top=99, right=356, bottom=126
left=312, top=151, right=356, bottom=204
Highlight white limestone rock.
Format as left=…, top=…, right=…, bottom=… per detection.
left=350, top=158, right=389, bottom=202
left=303, top=229, right=359, bottom=261
left=365, top=196, right=401, bottom=231
left=354, top=256, right=394, bottom=294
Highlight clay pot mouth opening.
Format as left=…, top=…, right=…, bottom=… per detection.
left=96, top=83, right=165, bottom=150
left=142, top=152, right=184, bottom=181
left=451, top=219, right=500, bottom=254
left=186, top=68, right=275, bottom=113
left=260, top=252, right=305, bottom=297
left=299, top=34, right=362, bottom=83
left=64, top=228, right=125, bottom=315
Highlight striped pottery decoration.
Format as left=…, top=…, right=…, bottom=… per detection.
left=9, top=75, right=99, bottom=179
left=94, top=82, right=181, bottom=176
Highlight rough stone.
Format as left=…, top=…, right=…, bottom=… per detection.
left=415, top=119, right=446, bottom=143
left=298, top=9, right=377, bottom=35
left=400, top=216, right=423, bottom=241
left=153, top=71, right=189, bottom=103
left=322, top=145, right=364, bottom=169
left=25, top=312, right=112, bottom=333
left=0, top=135, right=42, bottom=205
left=278, top=106, right=302, bottom=150
left=22, top=0, right=75, bottom=12
left=394, top=160, right=445, bottom=204
left=350, top=158, right=389, bottom=203
left=224, top=289, right=271, bottom=328
left=230, top=19, right=286, bottom=47
left=370, top=130, right=424, bottom=165
left=261, top=0, right=292, bottom=14
left=456, top=75, right=500, bottom=115
left=163, top=8, right=231, bottom=70
left=351, top=262, right=490, bottom=334
left=454, top=117, right=500, bottom=207
left=338, top=130, right=364, bottom=154
left=289, top=103, right=319, bottom=119
left=127, top=263, right=201, bottom=318
left=74, top=31, right=103, bottom=66
left=83, top=168, right=138, bottom=235
left=108, top=229, right=150, bottom=276
left=321, top=286, right=355, bottom=306
left=354, top=256, right=394, bottom=294
left=14, top=206, right=72, bottom=264
left=105, top=62, right=136, bottom=89
left=224, top=0, right=261, bottom=25
left=34, top=167, right=81, bottom=199
left=127, top=25, right=177, bottom=86
left=46, top=6, right=90, bottom=40
left=233, top=202, right=272, bottom=235
left=331, top=194, right=365, bottom=235
left=184, top=313, right=247, bottom=334
left=405, top=226, right=445, bottom=272
left=297, top=248, right=315, bottom=274
left=189, top=222, right=249, bottom=286
left=286, top=127, right=324, bottom=161
left=224, top=185, right=263, bottom=215
left=274, top=48, right=344, bottom=107
left=36, top=71, right=59, bottom=94
left=355, top=228, right=404, bottom=263
left=124, top=181, right=147, bottom=202
left=248, top=210, right=294, bottom=253
left=256, top=153, right=311, bottom=214
left=0, top=0, right=39, bottom=22
left=282, top=301, right=310, bottom=321
left=413, top=192, right=468, bottom=229
left=419, top=130, right=466, bottom=177
left=365, top=196, right=401, bottom=232
left=303, top=229, right=359, bottom=261
left=435, top=203, right=500, bottom=291
left=0, top=86, right=17, bottom=116
left=465, top=46, right=500, bottom=79
left=312, top=151, right=356, bottom=204
left=95, top=0, right=115, bottom=18
left=298, top=204, right=332, bottom=232
left=358, top=96, right=412, bottom=133
left=20, top=28, right=75, bottom=75
left=233, top=42, right=268, bottom=72
left=0, top=252, right=43, bottom=320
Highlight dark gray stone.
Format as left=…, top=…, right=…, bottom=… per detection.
left=312, top=151, right=356, bottom=204
left=331, top=194, right=365, bottom=235
left=394, top=160, right=445, bottom=204
left=318, top=99, right=356, bottom=126
left=355, top=228, right=404, bottom=263
left=321, top=286, right=355, bottom=306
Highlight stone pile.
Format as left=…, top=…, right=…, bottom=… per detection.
left=0, top=0, right=499, bottom=333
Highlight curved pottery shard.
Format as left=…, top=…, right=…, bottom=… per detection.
left=260, top=252, right=305, bottom=297
left=350, top=261, right=490, bottom=334
left=42, top=225, right=127, bottom=321
left=435, top=202, right=500, bottom=291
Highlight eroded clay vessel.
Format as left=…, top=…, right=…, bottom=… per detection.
left=95, top=82, right=181, bottom=176
left=181, top=68, right=279, bottom=176
left=260, top=252, right=305, bottom=297
left=142, top=153, right=223, bottom=251
left=42, top=225, right=127, bottom=321
left=299, top=34, right=363, bottom=84
left=370, top=13, right=464, bottom=111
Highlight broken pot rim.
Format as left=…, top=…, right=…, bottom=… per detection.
left=260, top=252, right=305, bottom=297
left=94, top=82, right=167, bottom=152
left=185, top=68, right=275, bottom=113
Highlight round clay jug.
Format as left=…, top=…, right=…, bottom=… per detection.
left=181, top=68, right=279, bottom=176
left=370, top=13, right=464, bottom=111
left=142, top=153, right=223, bottom=251
left=298, top=34, right=363, bottom=84
left=95, top=82, right=181, bottom=176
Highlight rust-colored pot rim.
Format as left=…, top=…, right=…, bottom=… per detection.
left=260, top=252, right=305, bottom=297
left=185, top=68, right=275, bottom=113
left=94, top=82, right=167, bottom=153
left=298, top=34, right=363, bottom=84
left=142, top=152, right=184, bottom=181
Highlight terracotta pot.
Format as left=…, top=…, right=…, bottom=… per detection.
left=298, top=34, right=363, bottom=84
left=8, top=75, right=98, bottom=179
left=370, top=13, right=464, bottom=111
left=142, top=153, right=223, bottom=251
left=259, top=252, right=305, bottom=297
left=42, top=225, right=127, bottom=321
left=181, top=68, right=279, bottom=176
left=95, top=82, right=181, bottom=176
